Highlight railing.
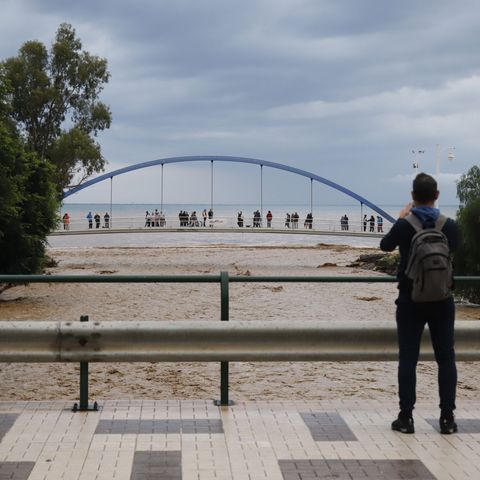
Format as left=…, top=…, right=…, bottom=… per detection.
left=56, top=215, right=389, bottom=235
left=0, top=274, right=478, bottom=411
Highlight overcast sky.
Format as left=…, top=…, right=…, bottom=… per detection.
left=1, top=0, right=479, bottom=206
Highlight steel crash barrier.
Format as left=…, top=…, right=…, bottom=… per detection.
left=0, top=274, right=479, bottom=411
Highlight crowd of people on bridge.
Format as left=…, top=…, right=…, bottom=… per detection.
left=85, top=211, right=110, bottom=229
left=285, top=212, right=298, bottom=228
left=235, top=210, right=313, bottom=229
left=362, top=214, right=384, bottom=233
left=178, top=208, right=213, bottom=227
left=70, top=208, right=384, bottom=233
left=145, top=210, right=166, bottom=227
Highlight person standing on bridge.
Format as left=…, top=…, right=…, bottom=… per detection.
left=202, top=209, right=207, bottom=227
left=380, top=172, right=459, bottom=435
left=266, top=211, right=273, bottom=227
left=62, top=213, right=70, bottom=230
left=253, top=210, right=261, bottom=227
left=237, top=211, right=243, bottom=227
left=305, top=212, right=313, bottom=229
left=377, top=216, right=383, bottom=233
left=293, top=212, right=299, bottom=229
left=86, top=211, right=93, bottom=229
left=369, top=215, right=375, bottom=232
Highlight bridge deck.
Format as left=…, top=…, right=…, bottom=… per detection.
left=50, top=227, right=384, bottom=239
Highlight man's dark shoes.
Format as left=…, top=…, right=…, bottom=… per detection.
left=440, top=413, right=457, bottom=434
left=391, top=412, right=414, bottom=434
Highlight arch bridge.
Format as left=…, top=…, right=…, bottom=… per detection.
left=63, top=155, right=394, bottom=222
left=61, top=156, right=394, bottom=235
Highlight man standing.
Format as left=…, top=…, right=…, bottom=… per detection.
left=377, top=216, right=383, bottom=233
left=94, top=212, right=101, bottom=229
left=86, top=211, right=93, bottom=229
left=380, top=173, right=458, bottom=434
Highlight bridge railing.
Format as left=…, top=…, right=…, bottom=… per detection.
left=57, top=215, right=389, bottom=234
left=1, top=273, right=478, bottom=410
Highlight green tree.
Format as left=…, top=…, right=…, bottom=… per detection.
left=455, top=166, right=480, bottom=303
left=1, top=23, right=111, bottom=195
left=0, top=121, right=59, bottom=275
left=456, top=165, right=480, bottom=205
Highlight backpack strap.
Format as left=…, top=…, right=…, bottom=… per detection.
left=404, top=213, right=423, bottom=233
left=435, top=214, right=447, bottom=231
left=405, top=212, right=448, bottom=232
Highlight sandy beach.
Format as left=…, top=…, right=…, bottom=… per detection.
left=0, top=243, right=478, bottom=403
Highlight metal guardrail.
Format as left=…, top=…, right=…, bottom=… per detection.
left=1, top=273, right=479, bottom=411
left=2, top=320, right=480, bottom=362
left=3, top=275, right=480, bottom=283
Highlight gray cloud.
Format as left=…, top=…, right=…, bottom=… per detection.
left=1, top=0, right=479, bottom=205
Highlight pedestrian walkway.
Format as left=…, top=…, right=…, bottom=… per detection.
left=1, top=398, right=479, bottom=479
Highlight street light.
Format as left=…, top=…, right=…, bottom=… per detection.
left=435, top=144, right=455, bottom=208
left=411, top=149, right=425, bottom=174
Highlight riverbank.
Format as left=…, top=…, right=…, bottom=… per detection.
left=0, top=243, right=478, bottom=401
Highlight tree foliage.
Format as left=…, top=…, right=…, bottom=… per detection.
left=1, top=23, right=111, bottom=194
left=456, top=165, right=480, bottom=206
left=455, top=166, right=480, bottom=304
left=0, top=121, right=59, bottom=274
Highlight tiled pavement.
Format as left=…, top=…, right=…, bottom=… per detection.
left=1, top=400, right=480, bottom=479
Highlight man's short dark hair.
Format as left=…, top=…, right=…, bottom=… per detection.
left=412, top=173, right=438, bottom=203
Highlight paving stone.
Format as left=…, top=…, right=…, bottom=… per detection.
left=3, top=400, right=480, bottom=479
left=426, top=418, right=480, bottom=434
left=130, top=451, right=181, bottom=480
left=300, top=412, right=357, bottom=441
left=0, top=414, right=18, bottom=443
left=279, top=459, right=436, bottom=479
left=95, top=418, right=223, bottom=434
left=0, top=462, right=35, bottom=480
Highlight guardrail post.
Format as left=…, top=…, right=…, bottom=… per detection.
left=214, top=271, right=233, bottom=406
left=72, top=315, right=99, bottom=412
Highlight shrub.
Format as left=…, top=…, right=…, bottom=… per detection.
left=0, top=122, right=59, bottom=274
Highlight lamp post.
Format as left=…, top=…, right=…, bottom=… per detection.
left=435, top=145, right=455, bottom=208
left=411, top=149, right=425, bottom=174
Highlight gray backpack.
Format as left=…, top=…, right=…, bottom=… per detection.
left=404, top=213, right=453, bottom=302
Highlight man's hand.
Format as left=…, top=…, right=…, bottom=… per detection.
left=399, top=202, right=414, bottom=218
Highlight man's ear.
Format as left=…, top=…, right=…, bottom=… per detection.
left=434, top=190, right=440, bottom=200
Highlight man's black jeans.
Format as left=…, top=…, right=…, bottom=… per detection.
left=395, top=293, right=457, bottom=413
